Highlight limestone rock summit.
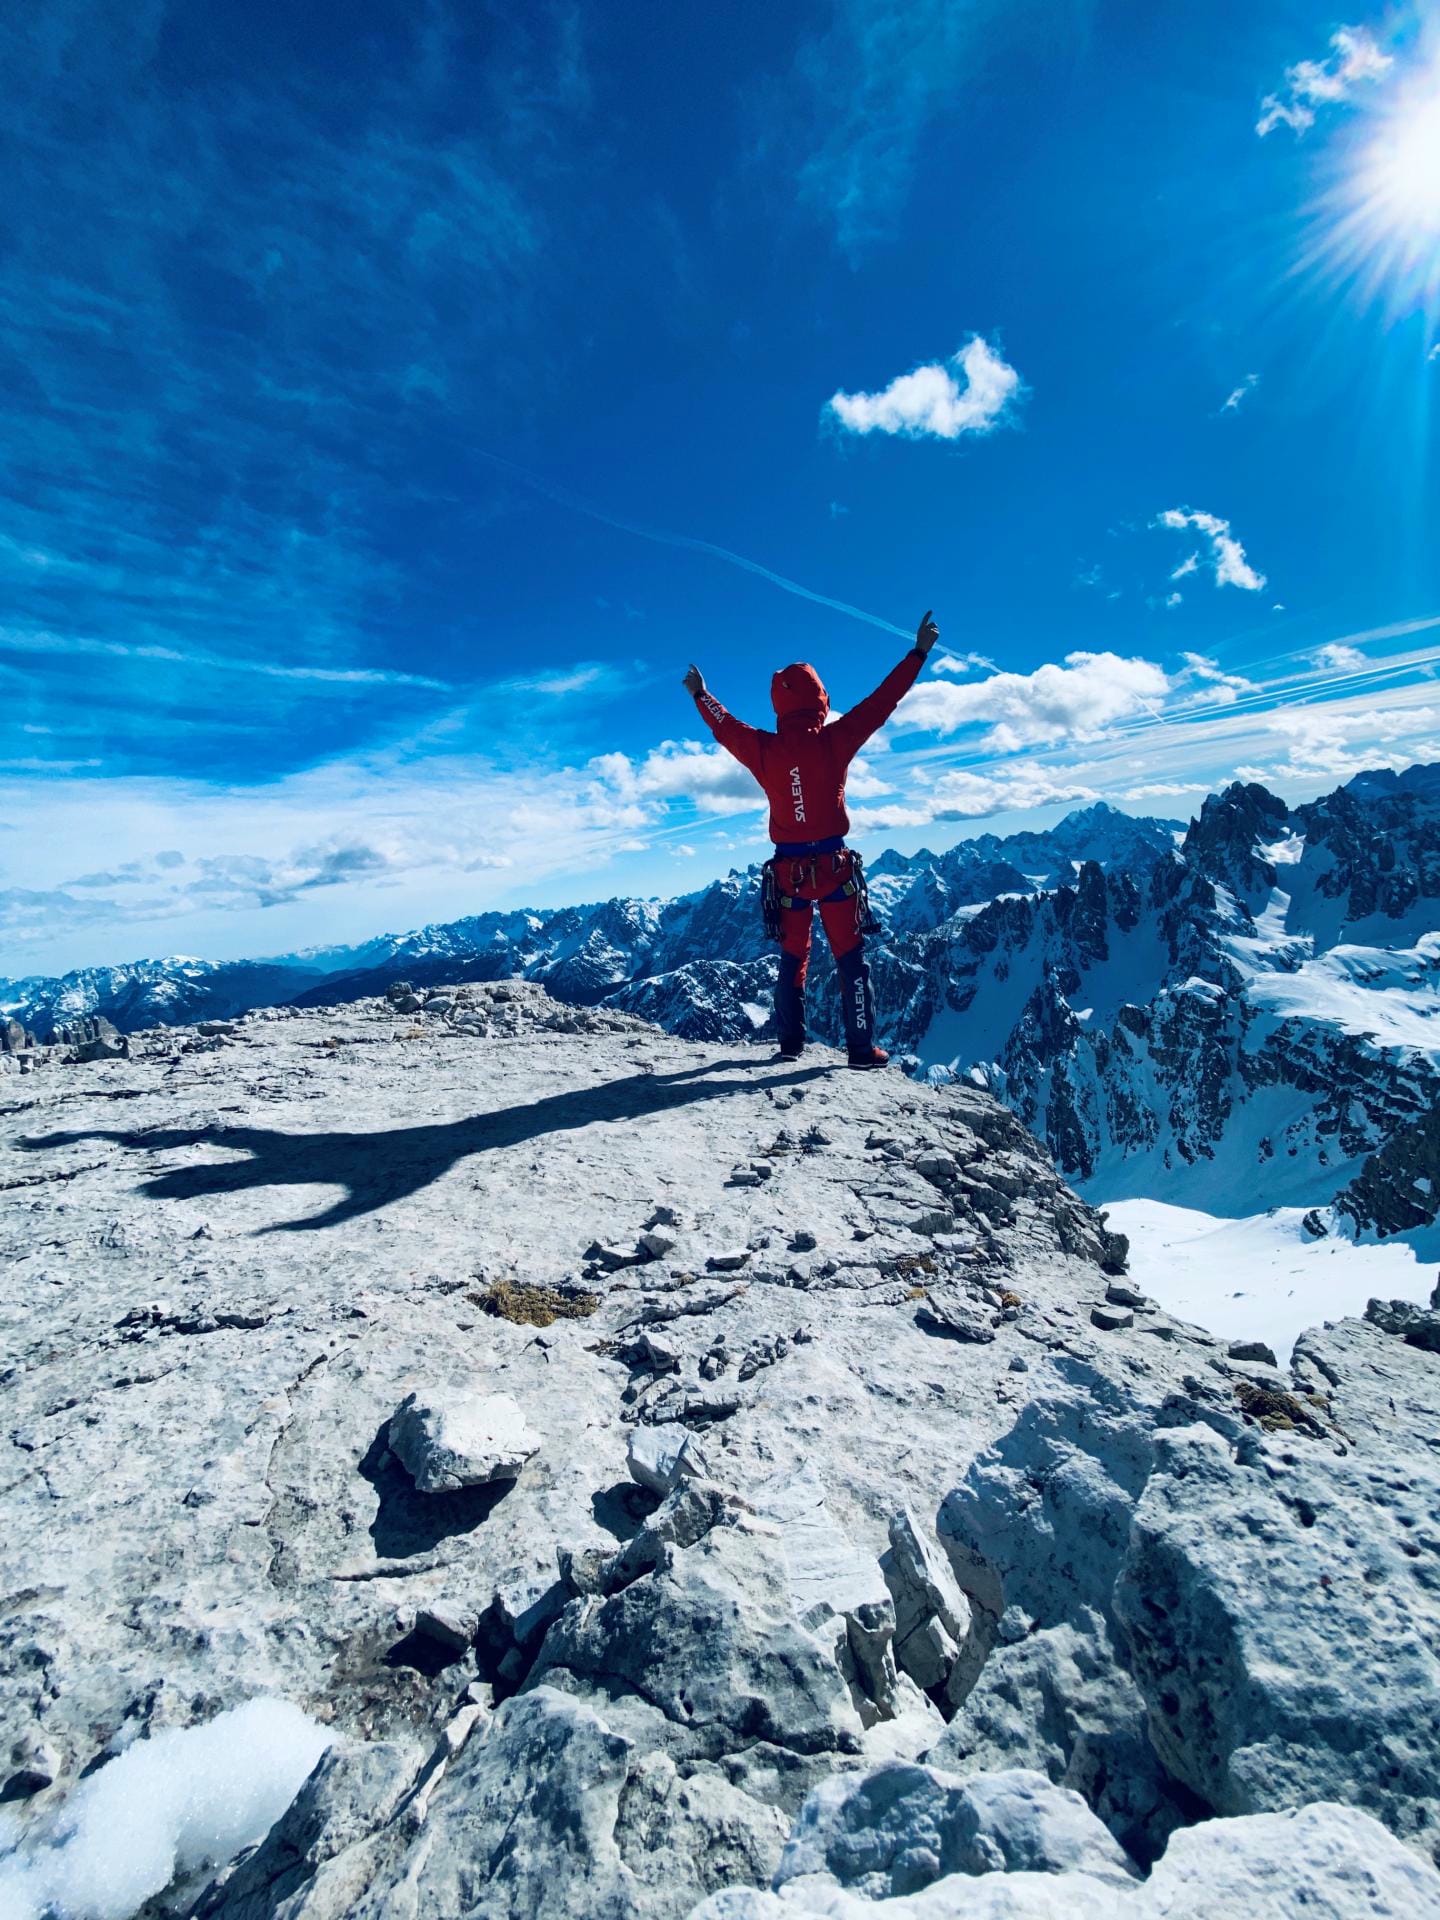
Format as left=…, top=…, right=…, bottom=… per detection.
left=2, top=982, right=1438, bottom=1917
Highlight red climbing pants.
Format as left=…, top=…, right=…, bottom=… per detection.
left=773, top=850, right=876, bottom=1058
left=775, top=851, right=865, bottom=973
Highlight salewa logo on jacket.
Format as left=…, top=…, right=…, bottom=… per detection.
left=690, top=651, right=924, bottom=849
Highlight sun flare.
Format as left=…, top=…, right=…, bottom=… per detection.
left=1309, top=54, right=1440, bottom=318
left=1357, top=78, right=1440, bottom=237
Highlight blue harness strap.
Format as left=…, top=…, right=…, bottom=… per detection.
left=772, top=833, right=846, bottom=857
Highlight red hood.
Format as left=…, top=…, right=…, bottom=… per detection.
left=770, top=662, right=829, bottom=728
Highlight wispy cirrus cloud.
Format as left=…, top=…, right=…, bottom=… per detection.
left=0, top=626, right=451, bottom=692
left=0, top=4, right=593, bottom=780
left=492, top=661, right=646, bottom=700
left=1257, top=25, right=1392, bottom=137
left=827, top=337, right=1022, bottom=441
left=756, top=0, right=1003, bottom=261
left=932, top=650, right=999, bottom=676
left=1155, top=509, right=1267, bottom=591
left=1220, top=373, right=1260, bottom=413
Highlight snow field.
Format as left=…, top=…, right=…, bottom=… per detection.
left=0, top=1698, right=330, bottom=1920
left=1100, top=1199, right=1437, bottom=1361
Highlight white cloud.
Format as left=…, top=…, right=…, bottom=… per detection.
left=1312, top=642, right=1366, bottom=672
left=1220, top=374, right=1259, bottom=413
left=1257, top=26, right=1392, bottom=136
left=1176, top=650, right=1260, bottom=707
left=1253, top=703, right=1440, bottom=781
left=843, top=755, right=895, bottom=798
left=827, top=337, right=1022, bottom=441
left=1156, top=509, right=1267, bottom=591
left=1164, top=592, right=1183, bottom=609
left=1170, top=552, right=1200, bottom=581
left=1430, top=344, right=1440, bottom=363
left=591, top=741, right=762, bottom=816
left=850, top=764, right=1100, bottom=831
left=890, top=650, right=1169, bottom=752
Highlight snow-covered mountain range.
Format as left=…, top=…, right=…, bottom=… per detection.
left=7, top=765, right=1437, bottom=1237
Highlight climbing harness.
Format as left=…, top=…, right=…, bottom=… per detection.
left=759, top=847, right=879, bottom=943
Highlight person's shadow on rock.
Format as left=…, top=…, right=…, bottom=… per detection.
left=21, top=1059, right=825, bottom=1232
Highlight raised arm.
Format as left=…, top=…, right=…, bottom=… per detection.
left=828, top=611, right=939, bottom=760
left=684, top=663, right=765, bottom=776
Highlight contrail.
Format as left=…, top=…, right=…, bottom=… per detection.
left=474, top=450, right=912, bottom=640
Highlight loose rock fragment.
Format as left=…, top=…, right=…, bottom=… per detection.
left=706, top=1248, right=751, bottom=1272
left=916, top=1288, right=996, bottom=1344
left=1106, top=1282, right=1149, bottom=1310
left=1226, top=1338, right=1279, bottom=1367
left=415, top=1601, right=480, bottom=1653
left=1091, top=1303, right=1135, bottom=1331
left=626, top=1423, right=709, bottom=1496
left=388, top=1387, right=540, bottom=1492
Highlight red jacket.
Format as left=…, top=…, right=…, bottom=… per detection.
left=695, top=650, right=925, bottom=845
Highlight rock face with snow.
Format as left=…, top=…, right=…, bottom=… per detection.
left=3, top=986, right=1440, bottom=1916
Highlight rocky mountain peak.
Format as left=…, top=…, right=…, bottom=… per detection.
left=1181, top=779, right=1290, bottom=899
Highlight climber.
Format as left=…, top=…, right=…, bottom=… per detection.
left=683, top=611, right=939, bottom=1068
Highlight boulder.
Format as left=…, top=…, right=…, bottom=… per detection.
left=687, top=1797, right=1440, bottom=1917
left=772, top=1762, right=1137, bottom=1898
left=415, top=1600, right=481, bottom=1653
left=388, top=1387, right=540, bottom=1492
left=707, top=1248, right=751, bottom=1272
left=1365, top=1297, right=1440, bottom=1353
left=1113, top=1421, right=1440, bottom=1851
left=880, top=1508, right=971, bottom=1693
left=61, top=1014, right=129, bottom=1062
left=1226, top=1338, right=1279, bottom=1366
left=627, top=1424, right=708, bottom=1497
left=528, top=1519, right=864, bottom=1764
left=1090, top=1303, right=1134, bottom=1332
left=752, top=1460, right=890, bottom=1628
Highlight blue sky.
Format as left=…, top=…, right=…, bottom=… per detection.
left=4, top=0, right=1439, bottom=975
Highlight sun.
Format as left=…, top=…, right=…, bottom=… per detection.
left=1306, top=56, right=1440, bottom=321
left=1355, top=76, right=1440, bottom=238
